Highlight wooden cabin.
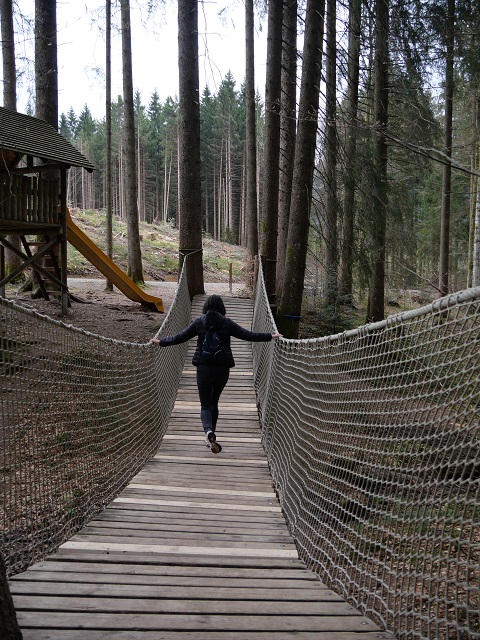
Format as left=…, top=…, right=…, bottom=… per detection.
left=0, top=107, right=95, bottom=313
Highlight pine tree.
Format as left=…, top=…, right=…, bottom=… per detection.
left=145, top=91, right=164, bottom=223
left=120, top=0, right=144, bottom=283
left=105, top=0, right=113, bottom=290
left=35, top=0, right=58, bottom=127
left=277, top=0, right=326, bottom=338
left=1, top=0, right=22, bottom=279
left=200, top=86, right=217, bottom=235
left=338, top=0, right=361, bottom=304
left=276, top=0, right=297, bottom=295
left=439, top=0, right=455, bottom=296
left=1, top=0, right=16, bottom=110
left=260, top=0, right=283, bottom=300
left=366, top=0, right=390, bottom=322
left=245, top=0, right=259, bottom=261
left=178, top=0, right=204, bottom=296
left=324, top=0, right=338, bottom=307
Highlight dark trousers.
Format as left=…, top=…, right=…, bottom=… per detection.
left=196, top=364, right=230, bottom=435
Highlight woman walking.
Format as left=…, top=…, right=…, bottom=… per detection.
left=151, top=295, right=281, bottom=453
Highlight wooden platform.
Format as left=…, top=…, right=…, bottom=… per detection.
left=9, top=296, right=391, bottom=639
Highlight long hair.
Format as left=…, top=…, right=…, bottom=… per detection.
left=202, top=294, right=226, bottom=316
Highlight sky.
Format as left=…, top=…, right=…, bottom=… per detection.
left=8, top=0, right=268, bottom=120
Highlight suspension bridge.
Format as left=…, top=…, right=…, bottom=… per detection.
left=1, top=263, right=479, bottom=639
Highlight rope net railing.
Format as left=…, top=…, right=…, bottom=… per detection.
left=1, top=266, right=191, bottom=576
left=252, top=261, right=480, bottom=640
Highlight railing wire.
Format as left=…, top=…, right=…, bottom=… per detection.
left=252, top=259, right=480, bottom=640
left=1, top=264, right=191, bottom=576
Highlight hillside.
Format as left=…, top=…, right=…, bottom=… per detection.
left=67, top=209, right=249, bottom=283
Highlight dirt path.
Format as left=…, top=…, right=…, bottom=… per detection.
left=7, top=279, right=248, bottom=343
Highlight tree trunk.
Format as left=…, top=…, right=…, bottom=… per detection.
left=324, top=0, right=338, bottom=307
left=178, top=0, right=204, bottom=297
left=467, top=94, right=477, bottom=288
left=260, top=0, right=283, bottom=300
left=217, top=144, right=224, bottom=240
left=137, top=118, right=142, bottom=220
left=338, top=0, right=361, bottom=304
left=212, top=161, right=216, bottom=239
left=105, top=0, right=113, bottom=291
left=474, top=173, right=480, bottom=287
left=35, top=0, right=57, bottom=126
left=439, top=0, right=455, bottom=297
left=30, top=0, right=60, bottom=299
left=120, top=0, right=144, bottom=283
left=276, top=0, right=297, bottom=297
left=277, top=0, right=326, bottom=338
left=366, top=0, right=389, bottom=323
left=245, top=0, right=259, bottom=263
left=1, top=0, right=16, bottom=109
left=227, top=125, right=233, bottom=235
left=473, top=97, right=480, bottom=287
left=1, top=0, right=23, bottom=278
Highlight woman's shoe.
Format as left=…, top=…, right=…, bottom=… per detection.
left=207, top=430, right=222, bottom=454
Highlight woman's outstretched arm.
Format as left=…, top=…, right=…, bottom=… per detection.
left=150, top=320, right=198, bottom=346
left=228, top=319, right=282, bottom=342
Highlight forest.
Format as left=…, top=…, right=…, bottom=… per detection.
left=2, top=0, right=480, bottom=338
left=58, top=75, right=256, bottom=248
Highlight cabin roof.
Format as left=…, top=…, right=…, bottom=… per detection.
left=0, top=107, right=95, bottom=172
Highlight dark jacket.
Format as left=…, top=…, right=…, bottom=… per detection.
left=159, top=310, right=272, bottom=368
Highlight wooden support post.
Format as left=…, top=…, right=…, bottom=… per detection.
left=253, top=255, right=259, bottom=296
left=0, top=243, right=5, bottom=298
left=60, top=168, right=69, bottom=314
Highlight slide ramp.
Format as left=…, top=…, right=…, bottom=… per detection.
left=66, top=210, right=164, bottom=312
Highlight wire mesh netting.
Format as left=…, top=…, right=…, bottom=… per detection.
left=252, top=261, right=480, bottom=640
left=1, top=266, right=191, bottom=576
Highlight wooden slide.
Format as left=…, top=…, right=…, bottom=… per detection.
left=66, top=210, right=164, bottom=312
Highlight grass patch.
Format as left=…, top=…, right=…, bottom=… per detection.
left=66, top=208, right=248, bottom=282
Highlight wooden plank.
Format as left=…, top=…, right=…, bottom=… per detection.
left=138, top=448, right=268, bottom=460
left=174, top=402, right=258, bottom=410
left=130, top=477, right=274, bottom=492
left=19, top=632, right=392, bottom=640
left=84, top=520, right=291, bottom=537
left=74, top=528, right=296, bottom=546
left=112, top=497, right=282, bottom=512
left=153, top=455, right=269, bottom=466
left=60, top=541, right=298, bottom=558
left=22, top=561, right=319, bottom=581
left=11, top=582, right=337, bottom=600
left=122, top=484, right=275, bottom=497
left=90, top=522, right=287, bottom=539
left=97, top=503, right=287, bottom=521
left=162, top=435, right=262, bottom=443
left=122, top=487, right=277, bottom=502
left=12, top=572, right=331, bottom=590
left=131, top=473, right=274, bottom=488
left=47, top=548, right=309, bottom=568
left=95, top=505, right=287, bottom=523
left=87, top=519, right=289, bottom=537
left=13, top=596, right=356, bottom=616
left=15, top=612, right=385, bottom=632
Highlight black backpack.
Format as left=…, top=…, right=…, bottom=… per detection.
left=202, top=327, right=224, bottom=362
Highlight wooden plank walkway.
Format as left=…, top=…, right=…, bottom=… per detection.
left=9, top=296, right=391, bottom=639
